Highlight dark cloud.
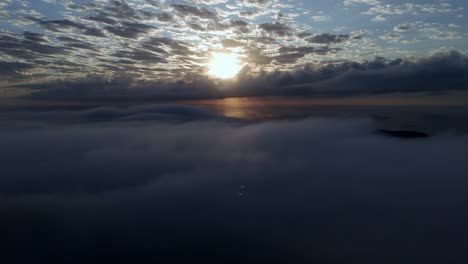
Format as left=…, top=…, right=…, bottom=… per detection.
left=195, top=20, right=244, bottom=32
left=113, top=49, right=167, bottom=63
left=144, top=0, right=162, bottom=7
left=188, top=23, right=207, bottom=31
left=1, top=108, right=468, bottom=263
left=39, top=19, right=87, bottom=32
left=107, top=0, right=137, bottom=18
left=105, top=22, right=155, bottom=38
left=0, top=61, right=34, bottom=81
left=244, top=0, right=272, bottom=7
left=306, top=33, right=351, bottom=44
left=241, top=35, right=277, bottom=44
left=58, top=36, right=99, bottom=51
left=245, top=48, right=274, bottom=65
left=86, top=13, right=118, bottom=25
left=138, top=44, right=168, bottom=55
left=141, top=37, right=194, bottom=56
left=259, top=22, right=292, bottom=36
left=171, top=4, right=218, bottom=20
left=0, top=32, right=68, bottom=59
left=278, top=46, right=334, bottom=55
left=274, top=46, right=339, bottom=64
left=274, top=52, right=305, bottom=64
left=297, top=31, right=312, bottom=38
left=155, top=12, right=174, bottom=22
left=394, top=24, right=411, bottom=32
left=238, top=10, right=259, bottom=19
left=24, top=73, right=220, bottom=101
left=230, top=20, right=251, bottom=33
left=281, top=50, right=468, bottom=96
left=234, top=50, right=468, bottom=97
left=230, top=20, right=249, bottom=27
left=20, top=51, right=468, bottom=101
left=38, top=18, right=108, bottom=40
left=85, top=1, right=157, bottom=25
left=82, top=28, right=107, bottom=38
left=221, top=39, right=244, bottom=48
left=23, top=31, right=48, bottom=43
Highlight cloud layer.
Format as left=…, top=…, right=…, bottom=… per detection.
left=19, top=50, right=468, bottom=101
left=1, top=105, right=468, bottom=263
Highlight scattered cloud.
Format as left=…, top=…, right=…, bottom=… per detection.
left=0, top=0, right=465, bottom=101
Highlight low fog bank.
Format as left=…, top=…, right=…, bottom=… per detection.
left=1, top=105, right=468, bottom=263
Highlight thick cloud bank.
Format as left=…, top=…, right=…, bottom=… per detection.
left=20, top=51, right=468, bottom=101
left=1, top=105, right=468, bottom=263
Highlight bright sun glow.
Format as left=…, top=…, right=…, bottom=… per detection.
left=207, top=52, right=243, bottom=79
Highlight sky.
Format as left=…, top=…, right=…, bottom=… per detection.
left=0, top=0, right=467, bottom=103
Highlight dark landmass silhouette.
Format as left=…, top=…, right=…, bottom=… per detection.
left=376, top=129, right=430, bottom=138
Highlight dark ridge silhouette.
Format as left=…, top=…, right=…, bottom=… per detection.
left=376, top=129, right=430, bottom=139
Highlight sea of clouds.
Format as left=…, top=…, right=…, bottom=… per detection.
left=1, top=104, right=468, bottom=263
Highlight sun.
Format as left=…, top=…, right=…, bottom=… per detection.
left=207, top=52, right=243, bottom=79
